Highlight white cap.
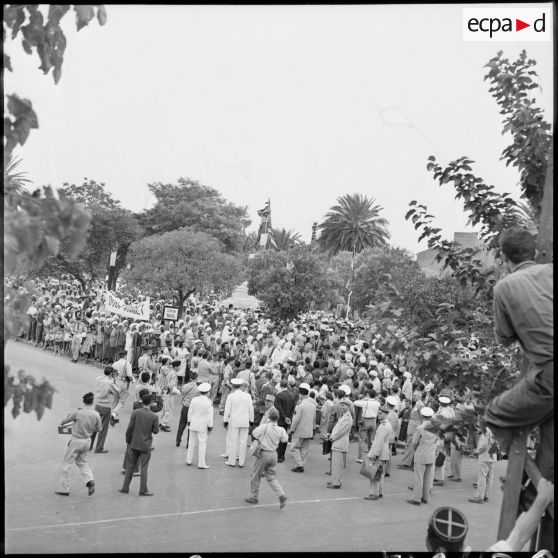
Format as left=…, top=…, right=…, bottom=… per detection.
left=339, top=345, right=347, bottom=352
left=339, top=384, right=351, bottom=395
left=231, top=378, right=243, bottom=386
left=403, top=371, right=412, bottom=379
left=386, top=395, right=398, bottom=406
left=198, top=382, right=211, bottom=393
left=438, top=396, right=451, bottom=404
left=370, top=370, right=378, bottom=377
left=359, top=355, right=367, bottom=364
left=299, top=382, right=311, bottom=391
left=420, top=407, right=435, bottom=417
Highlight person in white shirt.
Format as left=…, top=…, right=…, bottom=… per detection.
left=401, top=371, right=413, bottom=401
left=223, top=378, right=254, bottom=468
left=174, top=341, right=189, bottom=387
left=113, top=351, right=135, bottom=386
left=186, top=382, right=213, bottom=469
left=354, top=389, right=380, bottom=463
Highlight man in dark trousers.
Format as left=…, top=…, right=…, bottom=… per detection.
left=176, top=371, right=199, bottom=448
left=274, top=379, right=296, bottom=463
left=485, top=226, right=553, bottom=550
left=118, top=391, right=159, bottom=496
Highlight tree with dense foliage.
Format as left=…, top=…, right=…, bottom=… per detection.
left=318, top=194, right=390, bottom=256
left=19, top=180, right=143, bottom=288
left=318, top=193, right=390, bottom=315
left=138, top=178, right=251, bottom=253
left=247, top=245, right=339, bottom=321
left=269, top=228, right=302, bottom=251
left=391, top=49, right=552, bottom=406
left=123, top=228, right=242, bottom=317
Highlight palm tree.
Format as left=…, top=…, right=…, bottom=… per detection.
left=269, top=228, right=302, bottom=251
left=4, top=156, right=33, bottom=208
left=508, top=201, right=538, bottom=235
left=318, top=193, right=390, bottom=315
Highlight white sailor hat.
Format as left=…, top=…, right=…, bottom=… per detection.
left=403, top=371, right=412, bottom=379
left=231, top=378, right=244, bottom=386
left=386, top=395, right=398, bottom=406
left=298, top=382, right=311, bottom=392
left=421, top=406, right=435, bottom=418
left=339, top=384, right=351, bottom=396
left=438, top=396, right=451, bottom=404
left=198, top=382, right=211, bottom=393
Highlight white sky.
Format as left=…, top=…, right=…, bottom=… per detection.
left=4, top=4, right=554, bottom=254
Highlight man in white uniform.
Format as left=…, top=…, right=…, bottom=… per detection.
left=224, top=378, right=254, bottom=468
left=186, top=382, right=213, bottom=469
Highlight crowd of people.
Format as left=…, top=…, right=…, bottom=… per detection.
left=17, top=276, right=502, bottom=505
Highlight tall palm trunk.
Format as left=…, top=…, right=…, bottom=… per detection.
left=346, top=244, right=356, bottom=318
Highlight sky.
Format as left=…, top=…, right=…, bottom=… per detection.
left=4, top=4, right=554, bottom=255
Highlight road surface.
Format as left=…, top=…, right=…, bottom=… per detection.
left=5, top=341, right=505, bottom=553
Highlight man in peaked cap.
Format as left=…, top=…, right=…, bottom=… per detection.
left=224, top=378, right=254, bottom=468
left=407, top=406, right=437, bottom=505
left=433, top=395, right=455, bottom=486
left=426, top=507, right=469, bottom=553
left=186, top=382, right=213, bottom=469
left=326, top=399, right=352, bottom=489
left=364, top=404, right=392, bottom=500
left=384, top=395, right=399, bottom=476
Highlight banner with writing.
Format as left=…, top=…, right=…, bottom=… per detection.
left=102, top=291, right=150, bottom=321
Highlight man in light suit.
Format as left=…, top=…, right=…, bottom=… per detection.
left=186, top=382, right=213, bottom=469
left=327, top=399, right=353, bottom=488
left=224, top=378, right=254, bottom=468
left=407, top=406, right=437, bottom=505
left=290, top=382, right=316, bottom=473
left=364, top=405, right=392, bottom=500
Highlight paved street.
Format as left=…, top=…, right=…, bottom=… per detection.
left=5, top=341, right=504, bottom=553
left=220, top=281, right=260, bottom=309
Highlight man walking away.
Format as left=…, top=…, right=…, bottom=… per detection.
left=290, top=382, right=316, bottom=473
left=55, top=392, right=101, bottom=496
left=118, top=391, right=159, bottom=496
left=245, top=408, right=288, bottom=508
left=274, top=379, right=295, bottom=463
left=90, top=366, right=120, bottom=453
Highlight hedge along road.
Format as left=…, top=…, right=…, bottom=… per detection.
left=4, top=341, right=506, bottom=553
